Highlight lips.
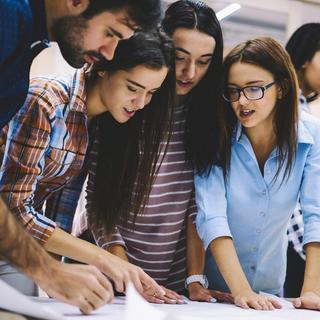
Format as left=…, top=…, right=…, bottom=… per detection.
left=124, top=107, right=136, bottom=118
left=84, top=54, right=101, bottom=64
left=177, top=80, right=193, bottom=88
left=240, top=109, right=255, bottom=118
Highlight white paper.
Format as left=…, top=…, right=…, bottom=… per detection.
left=0, top=279, right=64, bottom=320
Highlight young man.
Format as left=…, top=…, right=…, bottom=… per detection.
left=0, top=0, right=163, bottom=313
left=0, top=0, right=161, bottom=128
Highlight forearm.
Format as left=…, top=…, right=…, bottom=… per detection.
left=44, top=227, right=109, bottom=266
left=108, top=245, right=128, bottom=261
left=210, top=237, right=252, bottom=295
left=0, top=197, right=52, bottom=279
left=187, top=216, right=205, bottom=275
left=301, top=242, right=320, bottom=295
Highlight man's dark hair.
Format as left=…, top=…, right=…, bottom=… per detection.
left=82, top=0, right=162, bottom=30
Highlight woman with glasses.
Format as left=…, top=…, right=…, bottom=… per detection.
left=284, top=23, right=320, bottom=298
left=195, top=37, right=320, bottom=310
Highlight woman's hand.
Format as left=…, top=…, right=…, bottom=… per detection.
left=142, top=286, right=185, bottom=304
left=233, top=290, right=282, bottom=310
left=293, top=291, right=320, bottom=310
left=188, top=282, right=233, bottom=303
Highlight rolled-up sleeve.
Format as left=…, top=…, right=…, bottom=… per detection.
left=195, top=167, right=232, bottom=250
left=0, top=95, right=56, bottom=244
left=300, top=125, right=320, bottom=247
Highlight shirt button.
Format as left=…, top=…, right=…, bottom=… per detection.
left=262, top=190, right=267, bottom=195
left=260, top=211, right=266, bottom=217
left=256, top=228, right=261, bottom=234
left=46, top=188, right=50, bottom=192
left=65, top=176, right=70, bottom=180
left=250, top=265, right=256, bottom=271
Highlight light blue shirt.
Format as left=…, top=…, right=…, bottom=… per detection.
left=195, top=112, right=320, bottom=294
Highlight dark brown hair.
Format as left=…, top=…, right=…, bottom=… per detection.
left=87, top=30, right=175, bottom=235
left=219, top=37, right=299, bottom=182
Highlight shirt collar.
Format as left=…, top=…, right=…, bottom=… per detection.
left=232, top=119, right=314, bottom=146
left=29, top=0, right=50, bottom=52
left=69, top=68, right=87, bottom=113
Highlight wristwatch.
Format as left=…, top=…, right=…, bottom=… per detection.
left=185, top=274, right=209, bottom=289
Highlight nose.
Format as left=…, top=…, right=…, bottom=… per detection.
left=183, top=61, right=196, bottom=79
left=132, top=93, right=147, bottom=110
left=238, top=91, right=250, bottom=105
left=99, top=37, right=119, bottom=60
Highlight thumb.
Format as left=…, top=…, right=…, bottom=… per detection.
left=292, top=297, right=302, bottom=308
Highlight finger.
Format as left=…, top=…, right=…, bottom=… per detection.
left=91, top=276, right=114, bottom=304
left=293, top=297, right=301, bottom=308
left=140, top=272, right=165, bottom=297
left=165, top=289, right=182, bottom=300
left=79, top=298, right=94, bottom=315
left=162, top=296, right=178, bottom=304
left=257, top=299, right=271, bottom=311
left=143, top=294, right=165, bottom=304
left=265, top=300, right=275, bottom=311
left=269, top=298, right=282, bottom=309
left=249, top=300, right=262, bottom=310
left=164, top=291, right=182, bottom=303
left=236, top=298, right=250, bottom=309
left=113, top=275, right=125, bottom=293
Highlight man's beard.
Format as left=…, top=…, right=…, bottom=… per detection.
left=52, top=15, right=88, bottom=68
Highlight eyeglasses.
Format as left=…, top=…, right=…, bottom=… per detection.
left=223, top=81, right=276, bottom=102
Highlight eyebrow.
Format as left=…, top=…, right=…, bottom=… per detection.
left=175, top=47, right=213, bottom=58
left=228, top=80, right=268, bottom=86
left=118, top=17, right=138, bottom=32
left=109, top=27, right=124, bottom=39
left=127, top=79, right=161, bottom=91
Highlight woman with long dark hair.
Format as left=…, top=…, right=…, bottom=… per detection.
left=78, top=0, right=230, bottom=304
left=195, top=37, right=320, bottom=310
left=285, top=23, right=320, bottom=297
left=0, top=31, right=173, bottom=299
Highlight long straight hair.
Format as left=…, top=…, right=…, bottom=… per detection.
left=162, top=0, right=224, bottom=176
left=88, top=31, right=175, bottom=235
left=219, top=37, right=299, bottom=181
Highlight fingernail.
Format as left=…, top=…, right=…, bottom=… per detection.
left=179, top=299, right=188, bottom=304
left=209, top=298, right=217, bottom=303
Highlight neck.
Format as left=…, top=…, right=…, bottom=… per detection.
left=174, top=93, right=188, bottom=108
left=298, top=71, right=317, bottom=98
left=244, top=121, right=276, bottom=149
left=86, top=80, right=108, bottom=119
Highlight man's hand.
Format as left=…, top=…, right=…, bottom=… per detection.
left=188, top=282, right=233, bottom=303
left=142, top=285, right=184, bottom=304
left=34, top=260, right=113, bottom=314
left=293, top=291, right=320, bottom=310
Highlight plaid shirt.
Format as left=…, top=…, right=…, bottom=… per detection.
left=0, top=69, right=89, bottom=244
left=286, top=95, right=309, bottom=260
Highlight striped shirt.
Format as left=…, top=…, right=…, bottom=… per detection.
left=0, top=69, right=89, bottom=244
left=88, top=104, right=197, bottom=292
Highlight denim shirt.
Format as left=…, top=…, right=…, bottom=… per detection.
left=0, top=0, right=49, bottom=129
left=195, top=112, right=320, bottom=294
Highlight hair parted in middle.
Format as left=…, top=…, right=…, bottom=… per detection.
left=87, top=30, right=176, bottom=235
left=162, top=0, right=224, bottom=176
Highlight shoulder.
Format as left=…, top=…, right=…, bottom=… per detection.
left=298, top=111, right=320, bottom=145
left=21, top=75, right=73, bottom=117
